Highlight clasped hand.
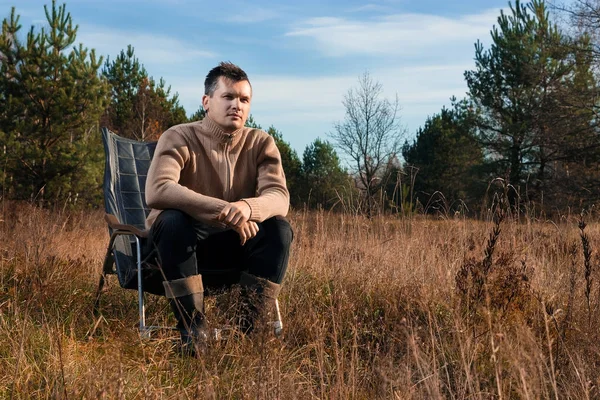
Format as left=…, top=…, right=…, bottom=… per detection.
left=218, top=200, right=258, bottom=245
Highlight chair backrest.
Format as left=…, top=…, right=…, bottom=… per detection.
left=102, top=127, right=157, bottom=229
left=102, top=127, right=157, bottom=290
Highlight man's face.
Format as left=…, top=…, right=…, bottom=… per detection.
left=202, top=77, right=252, bottom=133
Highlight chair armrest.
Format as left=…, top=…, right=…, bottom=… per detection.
left=104, top=214, right=149, bottom=238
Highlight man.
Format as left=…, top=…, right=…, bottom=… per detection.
left=144, top=62, right=292, bottom=354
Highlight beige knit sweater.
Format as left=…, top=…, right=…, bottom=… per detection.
left=145, top=116, right=290, bottom=229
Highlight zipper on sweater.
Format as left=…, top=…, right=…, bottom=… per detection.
left=224, top=139, right=232, bottom=199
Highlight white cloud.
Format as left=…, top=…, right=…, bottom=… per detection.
left=76, top=25, right=216, bottom=65
left=0, top=2, right=39, bottom=19
left=346, top=3, right=395, bottom=13
left=250, top=64, right=469, bottom=115
left=235, top=63, right=472, bottom=151
left=286, top=8, right=501, bottom=57
left=252, top=75, right=353, bottom=110
left=225, top=7, right=281, bottom=23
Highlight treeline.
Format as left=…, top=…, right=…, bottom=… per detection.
left=402, top=0, right=600, bottom=217
left=347, top=0, right=600, bottom=217
left=2, top=0, right=600, bottom=217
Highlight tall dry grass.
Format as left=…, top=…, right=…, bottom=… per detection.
left=1, top=201, right=600, bottom=398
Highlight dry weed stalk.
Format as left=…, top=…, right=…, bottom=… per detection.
left=579, top=215, right=593, bottom=325
left=552, top=243, right=579, bottom=368
left=455, top=204, right=508, bottom=319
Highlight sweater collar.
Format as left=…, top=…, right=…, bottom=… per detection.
left=202, top=115, right=245, bottom=144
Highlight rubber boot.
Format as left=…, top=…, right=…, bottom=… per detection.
left=163, top=275, right=207, bottom=356
left=238, top=272, right=283, bottom=337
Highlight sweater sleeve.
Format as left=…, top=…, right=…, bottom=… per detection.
left=145, top=128, right=228, bottom=226
left=242, top=135, right=290, bottom=222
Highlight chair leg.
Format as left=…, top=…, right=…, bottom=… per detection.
left=273, top=299, right=283, bottom=337
left=93, top=244, right=116, bottom=316
left=96, top=232, right=169, bottom=338
left=92, top=272, right=106, bottom=316
left=134, top=236, right=150, bottom=338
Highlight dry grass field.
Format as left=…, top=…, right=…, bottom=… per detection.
left=2, top=201, right=600, bottom=399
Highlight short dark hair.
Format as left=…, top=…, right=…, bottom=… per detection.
left=204, top=62, right=250, bottom=96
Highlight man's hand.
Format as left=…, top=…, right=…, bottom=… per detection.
left=218, top=200, right=251, bottom=228
left=233, top=220, right=259, bottom=245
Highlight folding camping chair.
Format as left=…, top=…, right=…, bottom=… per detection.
left=93, top=128, right=163, bottom=337
left=94, top=128, right=284, bottom=338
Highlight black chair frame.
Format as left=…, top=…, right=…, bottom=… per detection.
left=93, top=128, right=165, bottom=337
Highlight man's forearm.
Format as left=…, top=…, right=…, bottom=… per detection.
left=147, top=181, right=229, bottom=226
left=243, top=188, right=290, bottom=222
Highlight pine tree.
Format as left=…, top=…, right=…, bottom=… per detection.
left=402, top=103, right=485, bottom=214
left=465, top=0, right=598, bottom=209
left=243, top=116, right=303, bottom=207
left=102, top=46, right=187, bottom=141
left=189, top=106, right=206, bottom=122
left=302, top=138, right=350, bottom=209
left=0, top=1, right=109, bottom=205
left=266, top=126, right=303, bottom=207
left=101, top=44, right=146, bottom=135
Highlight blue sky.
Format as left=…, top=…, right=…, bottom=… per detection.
left=0, top=0, right=570, bottom=157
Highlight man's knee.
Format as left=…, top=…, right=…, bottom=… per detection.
left=148, top=209, right=199, bottom=280
left=250, top=216, right=292, bottom=284
left=263, top=216, right=293, bottom=251
left=149, top=209, right=197, bottom=261
left=152, top=209, right=195, bottom=238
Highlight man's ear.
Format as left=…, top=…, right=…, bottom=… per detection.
left=202, top=94, right=209, bottom=112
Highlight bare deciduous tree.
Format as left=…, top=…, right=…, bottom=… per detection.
left=330, top=72, right=404, bottom=216
left=553, top=0, right=600, bottom=62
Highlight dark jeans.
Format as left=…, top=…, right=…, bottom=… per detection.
left=145, top=209, right=293, bottom=292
